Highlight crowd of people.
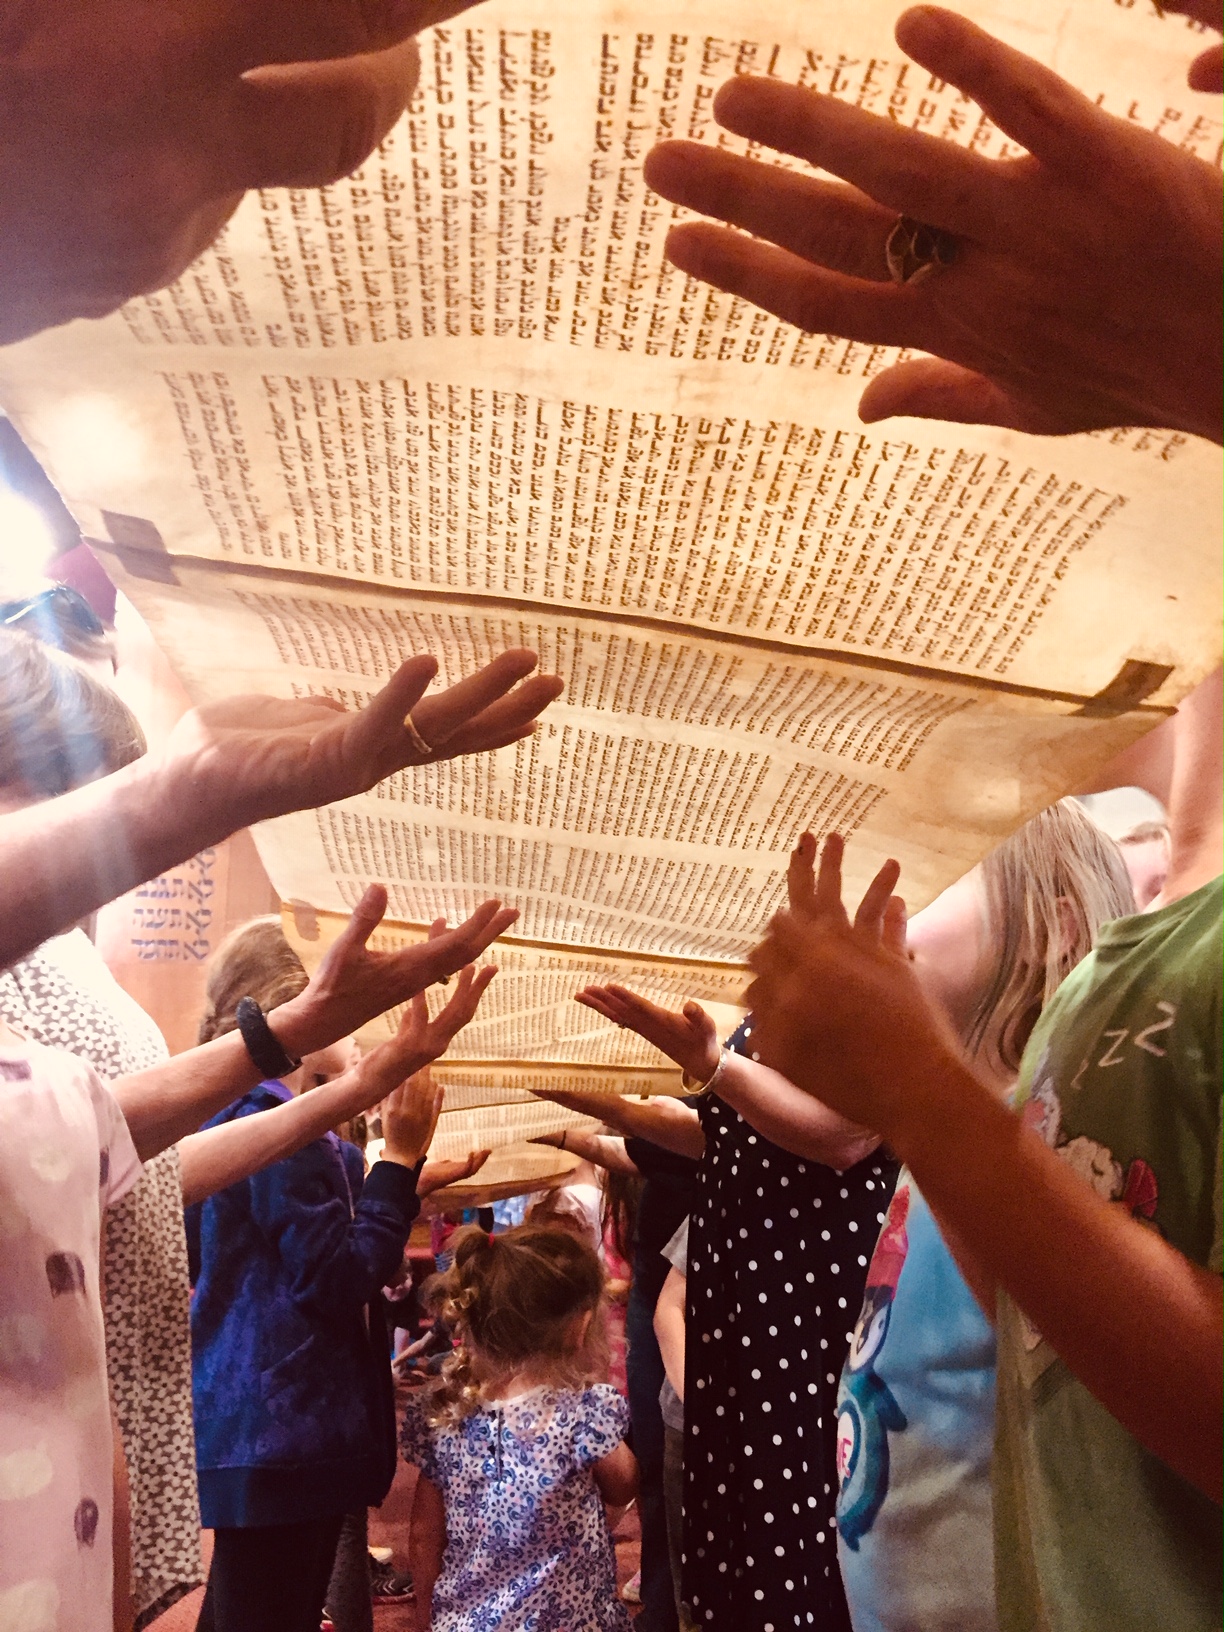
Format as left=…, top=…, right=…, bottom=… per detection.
left=0, top=1, right=1219, bottom=1630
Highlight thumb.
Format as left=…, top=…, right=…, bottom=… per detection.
left=227, top=39, right=422, bottom=191
left=859, top=358, right=1092, bottom=436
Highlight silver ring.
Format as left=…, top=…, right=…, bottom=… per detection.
left=886, top=216, right=958, bottom=285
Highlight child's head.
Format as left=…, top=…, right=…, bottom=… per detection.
left=908, top=799, right=1134, bottom=1075
left=426, top=1224, right=607, bottom=1424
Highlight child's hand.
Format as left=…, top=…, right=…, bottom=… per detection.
left=418, top=1149, right=491, bottom=1196
left=747, top=833, right=961, bottom=1142
left=381, top=1067, right=445, bottom=1169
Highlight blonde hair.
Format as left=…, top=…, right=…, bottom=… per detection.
left=969, top=798, right=1134, bottom=1072
left=0, top=628, right=144, bottom=799
left=198, top=917, right=308, bottom=1045
left=423, top=1224, right=608, bottom=1428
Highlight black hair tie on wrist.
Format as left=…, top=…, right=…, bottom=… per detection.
left=235, top=996, right=302, bottom=1081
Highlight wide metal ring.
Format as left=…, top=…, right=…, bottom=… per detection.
left=885, top=216, right=958, bottom=285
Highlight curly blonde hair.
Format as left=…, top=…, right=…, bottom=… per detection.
left=423, top=1224, right=608, bottom=1428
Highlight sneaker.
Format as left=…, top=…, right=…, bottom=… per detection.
left=370, top=1556, right=415, bottom=1601
left=621, top=1569, right=642, bottom=1604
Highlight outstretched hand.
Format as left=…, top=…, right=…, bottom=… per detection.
left=418, top=1149, right=492, bottom=1198
left=747, top=833, right=958, bottom=1137
left=576, top=984, right=720, bottom=1083
left=2, top=0, right=484, bottom=342
left=273, top=887, right=515, bottom=1058
left=381, top=1066, right=444, bottom=1169
left=644, top=5, right=1223, bottom=441
left=163, top=647, right=563, bottom=834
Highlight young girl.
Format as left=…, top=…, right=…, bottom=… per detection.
left=400, top=1224, right=637, bottom=1630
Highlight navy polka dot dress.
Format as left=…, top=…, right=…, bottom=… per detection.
left=682, top=1026, right=898, bottom=1630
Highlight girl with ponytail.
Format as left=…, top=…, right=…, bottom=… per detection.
left=400, top=1223, right=637, bottom=1629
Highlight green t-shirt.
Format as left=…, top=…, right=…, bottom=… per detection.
left=994, top=875, right=1223, bottom=1632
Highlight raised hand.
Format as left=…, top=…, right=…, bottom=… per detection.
left=381, top=1066, right=444, bottom=1169
left=273, top=887, right=514, bottom=1059
left=1, top=0, right=485, bottom=342
left=418, top=1149, right=492, bottom=1197
left=163, top=648, right=563, bottom=834
left=576, top=985, right=720, bottom=1083
left=747, top=834, right=956, bottom=1136
left=644, top=5, right=1223, bottom=441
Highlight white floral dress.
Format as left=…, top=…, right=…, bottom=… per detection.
left=400, top=1383, right=631, bottom=1632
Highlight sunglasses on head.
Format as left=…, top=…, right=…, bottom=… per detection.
left=0, top=583, right=106, bottom=639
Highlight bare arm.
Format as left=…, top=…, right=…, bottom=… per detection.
left=409, top=1473, right=446, bottom=1630
left=748, top=835, right=1223, bottom=1502
left=0, top=648, right=559, bottom=972
left=716, top=1053, right=880, bottom=1170
left=592, top=1441, right=639, bottom=1507
left=905, top=1062, right=1221, bottom=1501
left=177, top=965, right=495, bottom=1204
left=115, top=916, right=507, bottom=1162
left=653, top=1266, right=687, bottom=1405
left=533, top=1089, right=705, bottom=1160
left=532, top=1127, right=641, bottom=1174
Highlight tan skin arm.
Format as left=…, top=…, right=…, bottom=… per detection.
left=531, top=1089, right=705, bottom=1161
left=0, top=648, right=559, bottom=973
left=748, top=833, right=1224, bottom=1503
left=531, top=1126, right=643, bottom=1175
left=177, top=969, right=494, bottom=1205
left=111, top=892, right=515, bottom=1162
left=653, top=1266, right=687, bottom=1407
left=409, top=1473, right=447, bottom=1632
left=592, top=1441, right=639, bottom=1507
left=576, top=983, right=877, bottom=1169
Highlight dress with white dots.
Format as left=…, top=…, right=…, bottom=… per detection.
left=682, top=1024, right=897, bottom=1631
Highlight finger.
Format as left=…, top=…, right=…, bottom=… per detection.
left=813, top=834, right=850, bottom=925
left=1161, top=0, right=1223, bottom=27
left=894, top=6, right=1112, bottom=170
left=853, top=859, right=903, bottom=940
left=787, top=831, right=818, bottom=915
left=882, top=896, right=909, bottom=958
left=575, top=990, right=617, bottom=1021
left=644, top=142, right=898, bottom=281
left=324, top=651, right=438, bottom=778
left=227, top=41, right=422, bottom=191
left=417, top=673, right=565, bottom=760
left=857, top=356, right=1121, bottom=436
left=329, top=884, right=389, bottom=962
left=428, top=917, right=447, bottom=940
left=1188, top=42, right=1224, bottom=93
left=708, top=75, right=1002, bottom=235
left=447, top=963, right=498, bottom=1021
left=208, top=0, right=480, bottom=76
left=664, top=222, right=933, bottom=350
left=409, top=649, right=540, bottom=748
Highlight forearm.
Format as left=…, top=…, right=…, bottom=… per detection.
left=559, top=1129, right=639, bottom=1174
left=716, top=1055, right=881, bottom=1169
left=0, top=754, right=228, bottom=972
left=653, top=1274, right=687, bottom=1401
left=894, top=1053, right=1222, bottom=1500
left=410, top=1476, right=446, bottom=1629
left=111, top=985, right=389, bottom=1163
left=178, top=1059, right=403, bottom=1206
left=593, top=1095, right=705, bottom=1158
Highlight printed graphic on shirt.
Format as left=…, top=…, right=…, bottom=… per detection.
left=1018, top=1047, right=1161, bottom=1359
left=835, top=1182, right=910, bottom=1550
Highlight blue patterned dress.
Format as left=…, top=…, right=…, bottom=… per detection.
left=400, top=1383, right=632, bottom=1631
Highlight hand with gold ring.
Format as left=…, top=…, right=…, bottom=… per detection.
left=644, top=3, right=1222, bottom=443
